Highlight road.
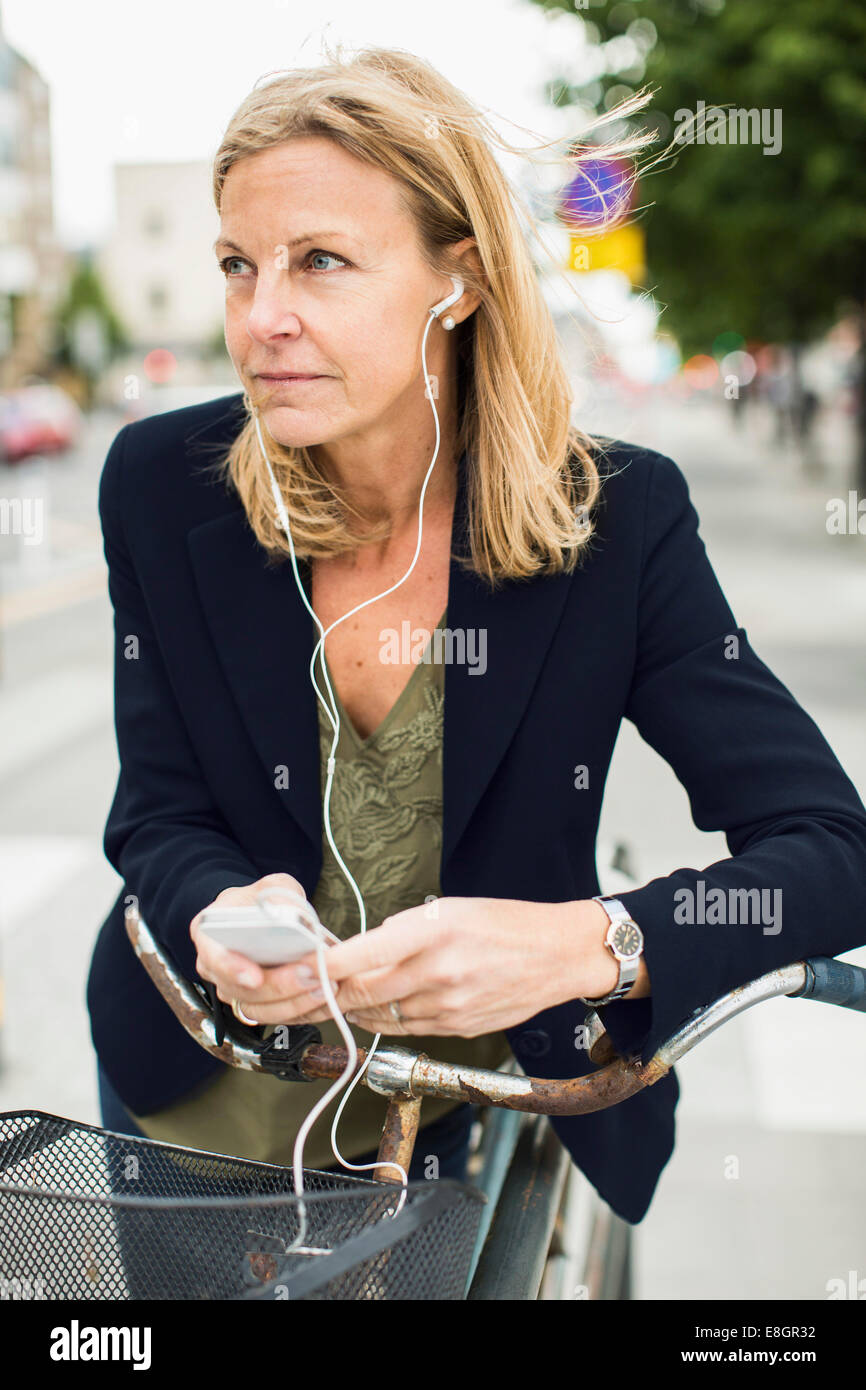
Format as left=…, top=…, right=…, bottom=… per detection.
left=0, top=388, right=864, bottom=1300
left=591, top=388, right=866, bottom=1300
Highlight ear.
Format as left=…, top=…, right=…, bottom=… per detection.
left=445, top=238, right=486, bottom=323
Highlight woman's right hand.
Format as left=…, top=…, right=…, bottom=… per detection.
left=190, top=872, right=332, bottom=1022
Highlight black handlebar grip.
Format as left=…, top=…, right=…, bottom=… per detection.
left=793, top=956, right=866, bottom=1012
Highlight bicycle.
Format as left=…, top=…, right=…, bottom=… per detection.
left=1, top=896, right=864, bottom=1300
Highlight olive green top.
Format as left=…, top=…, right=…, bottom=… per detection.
left=129, top=607, right=511, bottom=1169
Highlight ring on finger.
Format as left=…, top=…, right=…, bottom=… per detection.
left=231, top=997, right=258, bottom=1026
left=388, top=1000, right=404, bottom=1024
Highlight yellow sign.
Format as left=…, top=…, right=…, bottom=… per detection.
left=568, top=225, right=646, bottom=284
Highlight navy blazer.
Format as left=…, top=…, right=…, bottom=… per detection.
left=87, top=391, right=866, bottom=1224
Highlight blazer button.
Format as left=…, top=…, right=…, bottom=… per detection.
left=517, top=1029, right=551, bottom=1058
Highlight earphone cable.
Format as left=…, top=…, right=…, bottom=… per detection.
left=249, top=298, right=447, bottom=1205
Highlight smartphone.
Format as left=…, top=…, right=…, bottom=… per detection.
left=197, top=904, right=340, bottom=967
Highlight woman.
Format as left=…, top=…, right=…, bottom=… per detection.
left=88, top=47, right=866, bottom=1226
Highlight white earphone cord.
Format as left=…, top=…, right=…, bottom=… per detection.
left=250, top=277, right=462, bottom=1223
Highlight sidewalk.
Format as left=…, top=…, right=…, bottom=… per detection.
left=591, top=391, right=866, bottom=1299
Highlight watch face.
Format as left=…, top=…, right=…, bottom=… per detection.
left=612, top=920, right=642, bottom=958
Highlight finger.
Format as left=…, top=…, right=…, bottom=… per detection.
left=222, top=958, right=337, bottom=1007
left=264, top=1005, right=370, bottom=1028
left=194, top=940, right=264, bottom=990
left=344, top=1011, right=409, bottom=1035
left=317, top=961, right=427, bottom=1014
left=254, top=873, right=308, bottom=899
left=197, top=940, right=335, bottom=1003
left=284, top=1004, right=345, bottom=1025
left=344, top=1008, right=443, bottom=1037
left=232, top=982, right=341, bottom=1025
left=306, top=914, right=435, bottom=983
left=190, top=908, right=264, bottom=986
left=345, top=989, right=428, bottom=1030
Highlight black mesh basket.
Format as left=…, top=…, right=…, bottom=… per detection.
left=0, top=1112, right=486, bottom=1301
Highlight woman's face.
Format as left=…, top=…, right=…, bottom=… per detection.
left=216, top=136, right=463, bottom=455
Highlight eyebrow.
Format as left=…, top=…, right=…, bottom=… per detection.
left=213, top=231, right=356, bottom=254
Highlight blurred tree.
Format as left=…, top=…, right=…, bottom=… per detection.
left=53, top=254, right=129, bottom=408
left=529, top=0, right=866, bottom=487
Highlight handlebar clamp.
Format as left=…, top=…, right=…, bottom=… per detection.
left=255, top=1023, right=322, bottom=1082
left=203, top=982, right=322, bottom=1082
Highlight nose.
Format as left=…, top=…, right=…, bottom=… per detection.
left=245, top=269, right=303, bottom=345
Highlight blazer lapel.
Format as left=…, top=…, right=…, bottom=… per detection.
left=188, top=507, right=324, bottom=854
left=187, top=449, right=574, bottom=875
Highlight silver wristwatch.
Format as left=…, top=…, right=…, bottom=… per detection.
left=577, top=896, right=644, bottom=1007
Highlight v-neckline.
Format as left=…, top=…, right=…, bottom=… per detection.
left=318, top=607, right=447, bottom=752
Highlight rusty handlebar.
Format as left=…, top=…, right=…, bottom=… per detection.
left=123, top=905, right=840, bottom=1117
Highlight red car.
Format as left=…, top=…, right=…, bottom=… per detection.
left=0, top=385, right=83, bottom=463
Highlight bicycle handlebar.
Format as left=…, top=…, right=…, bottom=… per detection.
left=790, top=955, right=866, bottom=1012
left=124, top=906, right=866, bottom=1117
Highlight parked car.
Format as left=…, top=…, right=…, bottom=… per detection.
left=0, top=385, right=83, bottom=464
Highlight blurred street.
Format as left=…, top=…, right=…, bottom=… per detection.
left=0, top=387, right=864, bottom=1299
left=593, top=388, right=866, bottom=1300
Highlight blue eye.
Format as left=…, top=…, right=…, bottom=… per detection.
left=307, top=250, right=348, bottom=272
left=219, top=256, right=250, bottom=277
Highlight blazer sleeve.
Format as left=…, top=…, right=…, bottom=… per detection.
left=598, top=451, right=866, bottom=1065
left=100, top=423, right=261, bottom=981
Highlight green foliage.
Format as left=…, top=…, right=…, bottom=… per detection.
left=54, top=256, right=129, bottom=365
left=529, top=0, right=866, bottom=353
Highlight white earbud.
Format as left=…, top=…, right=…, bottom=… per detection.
left=430, top=275, right=464, bottom=330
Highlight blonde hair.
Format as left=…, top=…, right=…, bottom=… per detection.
left=213, top=44, right=652, bottom=589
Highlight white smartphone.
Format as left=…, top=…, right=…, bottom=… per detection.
left=197, top=904, right=340, bottom=967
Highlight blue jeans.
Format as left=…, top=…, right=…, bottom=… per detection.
left=97, top=1060, right=476, bottom=1183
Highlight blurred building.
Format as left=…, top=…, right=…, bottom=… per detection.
left=0, top=4, right=65, bottom=388
left=98, top=160, right=224, bottom=354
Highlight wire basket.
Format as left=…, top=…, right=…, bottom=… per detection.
left=0, top=1112, right=486, bottom=1301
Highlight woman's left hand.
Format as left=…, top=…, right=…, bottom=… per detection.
left=230, top=896, right=621, bottom=1036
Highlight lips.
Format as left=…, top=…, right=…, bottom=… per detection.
left=257, top=373, right=324, bottom=381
